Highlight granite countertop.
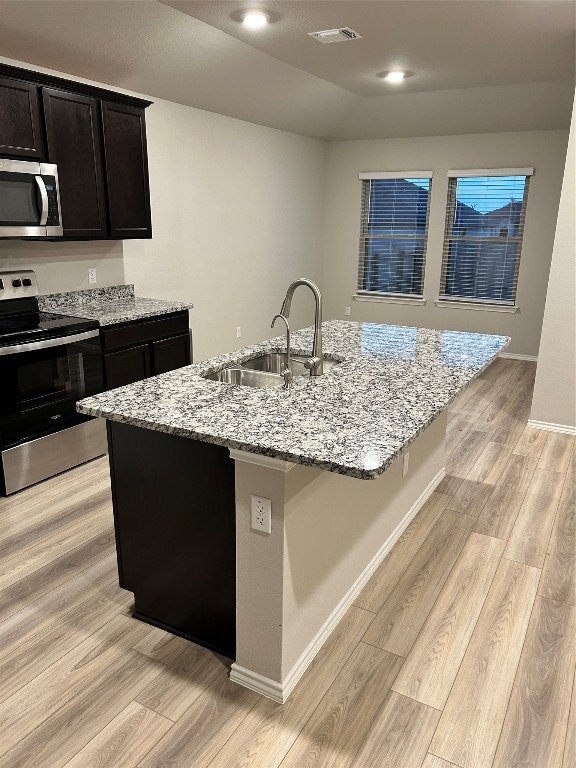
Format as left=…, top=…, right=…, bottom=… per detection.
left=38, top=284, right=191, bottom=326
left=77, top=320, right=508, bottom=479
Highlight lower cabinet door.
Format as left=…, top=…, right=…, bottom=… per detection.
left=108, top=421, right=236, bottom=658
left=104, top=343, right=151, bottom=390
left=152, top=332, right=191, bottom=374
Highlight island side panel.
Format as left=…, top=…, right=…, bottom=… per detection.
left=233, top=460, right=288, bottom=686
left=107, top=421, right=236, bottom=658
left=231, top=412, right=446, bottom=701
left=282, top=413, right=447, bottom=681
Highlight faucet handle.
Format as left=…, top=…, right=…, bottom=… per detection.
left=304, top=356, right=321, bottom=372
left=281, top=367, right=293, bottom=389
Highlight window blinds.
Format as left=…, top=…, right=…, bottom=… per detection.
left=440, top=172, right=531, bottom=304
left=357, top=174, right=432, bottom=298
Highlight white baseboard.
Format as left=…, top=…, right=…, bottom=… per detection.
left=527, top=419, right=576, bottom=436
left=230, top=466, right=446, bottom=703
left=499, top=352, right=538, bottom=362
left=228, top=665, right=284, bottom=703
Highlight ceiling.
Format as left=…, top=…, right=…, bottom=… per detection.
left=0, top=0, right=573, bottom=141
left=166, top=0, right=576, bottom=97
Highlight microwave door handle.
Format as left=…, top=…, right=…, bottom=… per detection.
left=35, top=175, right=49, bottom=226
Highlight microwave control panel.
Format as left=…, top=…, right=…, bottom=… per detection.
left=43, top=176, right=61, bottom=226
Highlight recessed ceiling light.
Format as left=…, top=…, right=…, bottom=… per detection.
left=384, top=71, right=406, bottom=83
left=242, top=10, right=270, bottom=28
left=376, top=70, right=414, bottom=84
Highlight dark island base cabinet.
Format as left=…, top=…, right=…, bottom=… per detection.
left=101, top=311, right=191, bottom=390
left=108, top=421, right=236, bottom=658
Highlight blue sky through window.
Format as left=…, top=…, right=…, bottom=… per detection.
left=454, top=176, right=526, bottom=213
left=407, top=178, right=430, bottom=190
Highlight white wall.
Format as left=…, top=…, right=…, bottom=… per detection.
left=321, top=131, right=568, bottom=357
left=125, top=98, right=326, bottom=361
left=0, top=240, right=126, bottom=294
left=0, top=58, right=326, bottom=362
left=530, top=95, right=576, bottom=430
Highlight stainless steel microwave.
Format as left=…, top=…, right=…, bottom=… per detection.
left=0, top=158, right=63, bottom=237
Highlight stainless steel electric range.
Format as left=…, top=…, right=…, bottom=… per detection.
left=0, top=270, right=106, bottom=495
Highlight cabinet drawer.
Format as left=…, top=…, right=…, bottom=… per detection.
left=101, top=312, right=189, bottom=352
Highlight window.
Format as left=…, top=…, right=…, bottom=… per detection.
left=439, top=168, right=533, bottom=305
left=357, top=172, right=432, bottom=300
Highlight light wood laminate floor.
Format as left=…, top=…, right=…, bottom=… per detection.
left=0, top=359, right=574, bottom=768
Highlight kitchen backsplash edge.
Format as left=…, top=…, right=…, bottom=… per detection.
left=38, top=284, right=136, bottom=309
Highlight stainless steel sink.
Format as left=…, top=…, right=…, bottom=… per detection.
left=204, top=367, right=285, bottom=388
left=241, top=353, right=341, bottom=375
left=203, top=353, right=341, bottom=389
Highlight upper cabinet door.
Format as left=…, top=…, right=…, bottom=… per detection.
left=101, top=102, right=152, bottom=239
left=0, top=76, right=45, bottom=159
left=42, top=88, right=107, bottom=238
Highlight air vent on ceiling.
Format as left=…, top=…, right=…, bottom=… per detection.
left=308, top=27, right=363, bottom=44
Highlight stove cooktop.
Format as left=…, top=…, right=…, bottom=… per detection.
left=0, top=270, right=99, bottom=349
left=0, top=311, right=99, bottom=347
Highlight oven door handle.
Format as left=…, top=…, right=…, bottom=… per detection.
left=35, top=175, right=49, bottom=226
left=0, top=329, right=99, bottom=356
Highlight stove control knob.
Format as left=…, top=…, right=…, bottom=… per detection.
left=12, top=279, right=22, bottom=288
left=0, top=279, right=4, bottom=290
left=22, top=278, right=32, bottom=287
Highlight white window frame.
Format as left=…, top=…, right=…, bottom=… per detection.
left=355, top=171, right=433, bottom=305
left=438, top=167, right=534, bottom=310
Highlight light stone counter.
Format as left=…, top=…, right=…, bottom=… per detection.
left=77, top=320, right=509, bottom=479
left=39, top=284, right=191, bottom=326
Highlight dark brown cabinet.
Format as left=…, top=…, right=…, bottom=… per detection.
left=0, top=63, right=152, bottom=240
left=108, top=421, right=236, bottom=657
left=101, top=312, right=191, bottom=390
left=103, top=343, right=152, bottom=390
left=0, top=76, right=44, bottom=159
left=152, top=333, right=192, bottom=375
left=101, top=102, right=152, bottom=239
left=43, top=88, right=107, bottom=238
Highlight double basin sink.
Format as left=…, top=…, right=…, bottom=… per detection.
left=204, top=352, right=340, bottom=389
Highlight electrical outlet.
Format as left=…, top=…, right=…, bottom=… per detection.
left=402, top=451, right=410, bottom=477
left=251, top=495, right=271, bottom=534
left=236, top=326, right=242, bottom=339
left=345, top=306, right=351, bottom=316
left=88, top=268, right=97, bottom=284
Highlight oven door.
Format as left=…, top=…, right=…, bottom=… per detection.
left=0, top=330, right=103, bottom=449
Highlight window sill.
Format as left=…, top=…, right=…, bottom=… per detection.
left=353, top=294, right=426, bottom=306
left=435, top=300, right=519, bottom=314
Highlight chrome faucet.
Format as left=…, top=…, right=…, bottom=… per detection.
left=279, top=278, right=323, bottom=375
left=271, top=314, right=293, bottom=389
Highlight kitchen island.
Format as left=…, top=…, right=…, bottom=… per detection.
left=78, top=320, right=508, bottom=702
